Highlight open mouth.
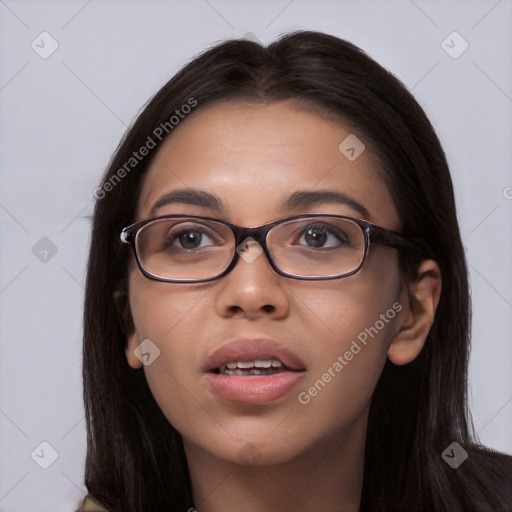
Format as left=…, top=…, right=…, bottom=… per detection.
left=202, top=338, right=307, bottom=403
left=210, top=359, right=293, bottom=376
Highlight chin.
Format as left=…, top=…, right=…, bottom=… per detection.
left=183, top=420, right=317, bottom=469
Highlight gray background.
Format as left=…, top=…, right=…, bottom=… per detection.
left=1, top=1, right=511, bottom=510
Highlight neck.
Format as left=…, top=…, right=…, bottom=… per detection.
left=183, top=419, right=366, bottom=512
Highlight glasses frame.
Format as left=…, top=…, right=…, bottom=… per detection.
left=120, top=213, right=428, bottom=283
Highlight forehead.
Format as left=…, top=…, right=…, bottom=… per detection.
left=137, top=100, right=398, bottom=229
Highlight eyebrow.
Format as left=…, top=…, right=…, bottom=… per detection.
left=150, top=188, right=223, bottom=216
left=281, top=190, right=370, bottom=218
left=150, top=187, right=370, bottom=219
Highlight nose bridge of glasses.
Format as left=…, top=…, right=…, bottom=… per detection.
left=234, top=225, right=270, bottom=246
left=230, top=224, right=276, bottom=272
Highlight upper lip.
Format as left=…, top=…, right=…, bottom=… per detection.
left=203, top=338, right=307, bottom=372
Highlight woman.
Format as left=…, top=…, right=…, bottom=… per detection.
left=80, top=31, right=512, bottom=511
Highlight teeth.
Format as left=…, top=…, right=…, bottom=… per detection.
left=236, top=361, right=254, bottom=369
left=255, top=359, right=272, bottom=368
left=222, top=368, right=279, bottom=376
left=229, top=359, right=282, bottom=369
left=219, top=359, right=284, bottom=374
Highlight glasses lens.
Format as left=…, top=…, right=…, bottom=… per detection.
left=267, top=217, right=365, bottom=277
left=135, top=218, right=234, bottom=280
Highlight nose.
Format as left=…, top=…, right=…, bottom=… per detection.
left=214, top=239, right=290, bottom=319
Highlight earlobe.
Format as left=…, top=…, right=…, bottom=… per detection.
left=125, top=332, right=143, bottom=369
left=113, top=285, right=143, bottom=369
left=387, top=259, right=442, bottom=366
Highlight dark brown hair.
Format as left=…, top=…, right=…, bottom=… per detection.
left=83, top=30, right=512, bottom=511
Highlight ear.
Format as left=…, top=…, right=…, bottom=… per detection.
left=113, top=285, right=143, bottom=369
left=387, top=259, right=442, bottom=366
left=125, top=331, right=143, bottom=369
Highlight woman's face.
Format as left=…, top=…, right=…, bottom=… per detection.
left=125, top=100, right=411, bottom=466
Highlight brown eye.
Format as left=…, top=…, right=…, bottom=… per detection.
left=163, top=227, right=214, bottom=250
left=297, top=223, right=350, bottom=249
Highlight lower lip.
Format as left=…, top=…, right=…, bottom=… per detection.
left=204, top=371, right=306, bottom=403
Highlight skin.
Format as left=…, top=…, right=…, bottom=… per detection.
left=124, top=100, right=441, bottom=511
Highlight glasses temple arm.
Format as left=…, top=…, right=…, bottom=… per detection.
left=368, top=226, right=431, bottom=256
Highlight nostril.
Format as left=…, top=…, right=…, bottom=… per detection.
left=262, top=304, right=275, bottom=313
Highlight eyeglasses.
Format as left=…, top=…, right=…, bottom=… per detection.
left=120, top=214, right=427, bottom=283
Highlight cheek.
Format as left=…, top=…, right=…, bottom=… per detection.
left=296, top=307, right=398, bottom=423
left=294, top=247, right=402, bottom=346
left=129, top=271, right=211, bottom=343
left=128, top=274, right=214, bottom=430
left=294, top=249, right=402, bottom=413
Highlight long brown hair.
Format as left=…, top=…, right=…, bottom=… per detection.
left=83, top=30, right=512, bottom=511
